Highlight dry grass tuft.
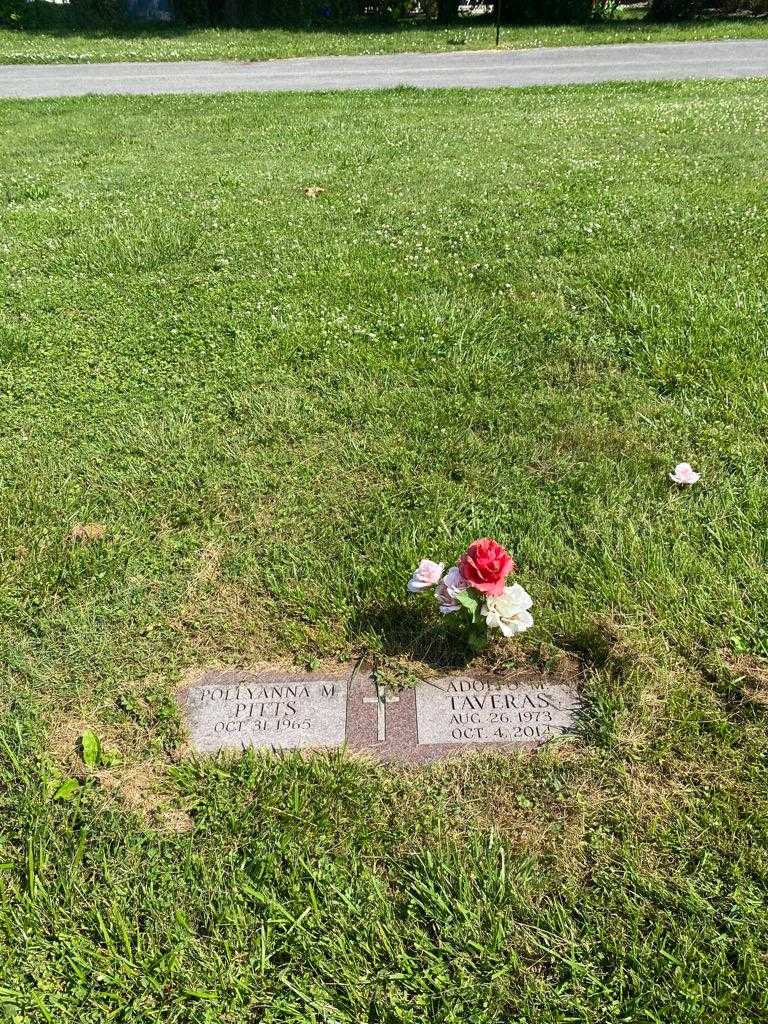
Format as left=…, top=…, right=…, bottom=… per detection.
left=47, top=713, right=121, bottom=775
left=96, top=759, right=192, bottom=829
left=728, top=654, right=768, bottom=706
left=47, top=712, right=187, bottom=826
left=66, top=522, right=106, bottom=544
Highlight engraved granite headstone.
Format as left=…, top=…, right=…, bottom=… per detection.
left=181, top=669, right=347, bottom=753
left=414, top=676, right=578, bottom=747
left=179, top=666, right=581, bottom=761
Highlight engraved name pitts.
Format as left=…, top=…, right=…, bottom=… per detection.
left=442, top=679, right=567, bottom=742
left=197, top=683, right=339, bottom=736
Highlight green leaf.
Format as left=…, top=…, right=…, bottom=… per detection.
left=41, top=763, right=65, bottom=799
left=456, top=588, right=480, bottom=616
left=100, top=748, right=122, bottom=768
left=53, top=778, right=81, bottom=801
left=80, top=730, right=101, bottom=768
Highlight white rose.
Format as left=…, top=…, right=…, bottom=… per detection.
left=481, top=583, right=533, bottom=637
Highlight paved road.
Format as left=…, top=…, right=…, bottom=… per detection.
left=1, top=39, right=767, bottom=99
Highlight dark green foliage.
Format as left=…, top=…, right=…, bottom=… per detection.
left=647, top=0, right=702, bottom=19
left=0, top=0, right=615, bottom=31
left=435, top=0, right=460, bottom=23
left=68, top=0, right=124, bottom=25
left=649, top=0, right=767, bottom=19
left=1, top=0, right=123, bottom=28
left=232, top=0, right=408, bottom=26
left=0, top=0, right=49, bottom=28
left=173, top=0, right=213, bottom=27
left=501, top=0, right=613, bottom=24
left=0, top=0, right=24, bottom=28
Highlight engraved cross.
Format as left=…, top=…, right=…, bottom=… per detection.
left=363, top=680, right=400, bottom=742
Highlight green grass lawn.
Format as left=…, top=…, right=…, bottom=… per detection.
left=2, top=14, right=768, bottom=64
left=2, top=80, right=768, bottom=1021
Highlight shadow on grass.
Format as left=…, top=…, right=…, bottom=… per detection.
left=350, top=599, right=476, bottom=672
left=351, top=603, right=633, bottom=675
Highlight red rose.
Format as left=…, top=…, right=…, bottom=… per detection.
left=459, top=538, right=516, bottom=596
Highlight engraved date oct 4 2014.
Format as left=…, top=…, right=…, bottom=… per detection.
left=415, top=678, right=578, bottom=746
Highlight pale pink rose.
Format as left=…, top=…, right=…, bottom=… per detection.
left=435, top=565, right=467, bottom=614
left=669, top=462, right=700, bottom=486
left=407, top=559, right=444, bottom=593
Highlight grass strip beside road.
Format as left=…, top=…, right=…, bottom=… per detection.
left=2, top=16, right=768, bottom=64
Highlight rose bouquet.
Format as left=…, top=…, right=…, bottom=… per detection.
left=408, top=538, right=533, bottom=651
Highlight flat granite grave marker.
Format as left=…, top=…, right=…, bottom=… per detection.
left=414, top=676, right=578, bottom=747
left=181, top=669, right=347, bottom=753
left=180, top=666, right=581, bottom=760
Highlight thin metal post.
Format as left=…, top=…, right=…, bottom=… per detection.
left=495, top=0, right=501, bottom=46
